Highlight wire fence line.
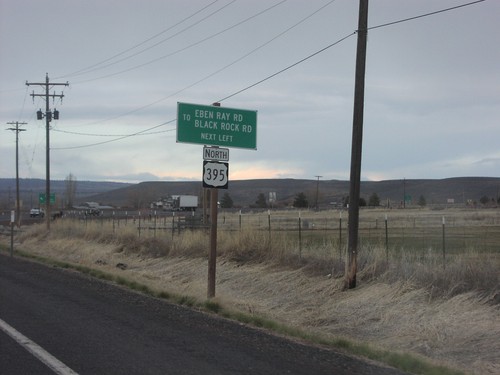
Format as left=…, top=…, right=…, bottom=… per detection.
left=63, top=208, right=500, bottom=255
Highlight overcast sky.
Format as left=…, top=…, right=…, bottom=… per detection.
left=1, top=0, right=498, bottom=183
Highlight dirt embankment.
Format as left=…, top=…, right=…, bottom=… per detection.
left=5, top=234, right=500, bottom=375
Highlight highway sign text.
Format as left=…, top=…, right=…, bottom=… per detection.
left=203, top=146, right=229, bottom=162
left=177, top=102, right=257, bottom=149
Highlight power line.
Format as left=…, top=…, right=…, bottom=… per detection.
left=69, top=0, right=288, bottom=84
left=56, top=0, right=223, bottom=79
left=39, top=0, right=487, bottom=151
left=367, top=0, right=486, bottom=31
left=67, top=0, right=335, bottom=128
left=53, top=127, right=175, bottom=137
left=218, top=31, right=356, bottom=102
left=63, top=0, right=238, bottom=80
left=52, top=120, right=175, bottom=150
left=219, top=0, right=487, bottom=101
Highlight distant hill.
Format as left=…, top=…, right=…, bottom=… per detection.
left=0, top=178, right=131, bottom=209
left=1, top=177, right=498, bottom=210
left=74, top=177, right=500, bottom=209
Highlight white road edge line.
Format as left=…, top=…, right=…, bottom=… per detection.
left=0, top=318, right=79, bottom=375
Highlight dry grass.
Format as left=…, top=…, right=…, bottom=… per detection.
left=6, top=210, right=500, bottom=374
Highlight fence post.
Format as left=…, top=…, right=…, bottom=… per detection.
left=268, top=210, right=271, bottom=236
left=10, top=210, right=14, bottom=257
left=339, top=211, right=343, bottom=261
left=138, top=212, right=141, bottom=238
left=385, top=213, right=389, bottom=262
left=239, top=210, right=242, bottom=231
left=442, top=216, right=446, bottom=269
left=171, top=212, right=175, bottom=240
left=298, top=211, right=302, bottom=261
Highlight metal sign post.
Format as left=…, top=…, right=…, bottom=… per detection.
left=203, top=150, right=228, bottom=298
left=207, top=188, right=218, bottom=298
left=10, top=211, right=15, bottom=257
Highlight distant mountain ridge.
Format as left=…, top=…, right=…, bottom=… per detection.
left=1, top=177, right=498, bottom=209
left=60, top=177, right=500, bottom=209
left=0, top=178, right=130, bottom=209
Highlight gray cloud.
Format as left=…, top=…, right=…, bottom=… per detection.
left=1, top=0, right=499, bottom=182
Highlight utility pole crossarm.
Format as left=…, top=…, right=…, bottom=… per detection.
left=26, top=79, right=69, bottom=88
left=6, top=121, right=28, bottom=131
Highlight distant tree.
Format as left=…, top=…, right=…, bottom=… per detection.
left=342, top=195, right=367, bottom=207
left=220, top=192, right=233, bottom=208
left=255, top=193, right=267, bottom=208
left=64, top=173, right=77, bottom=208
left=293, top=192, right=308, bottom=208
left=368, top=192, right=380, bottom=207
left=479, top=195, right=490, bottom=205
left=418, top=195, right=426, bottom=207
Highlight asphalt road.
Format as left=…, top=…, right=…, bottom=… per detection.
left=0, top=254, right=408, bottom=375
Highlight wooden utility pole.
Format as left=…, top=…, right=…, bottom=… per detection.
left=403, top=177, right=406, bottom=208
left=345, top=0, right=369, bottom=290
left=26, top=74, right=69, bottom=230
left=6, top=121, right=27, bottom=227
left=314, top=175, right=322, bottom=210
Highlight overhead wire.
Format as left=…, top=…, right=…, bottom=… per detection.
left=18, top=86, right=29, bottom=122
left=49, top=0, right=487, bottom=149
left=219, top=0, right=488, bottom=102
left=56, top=0, right=224, bottom=79
left=53, top=128, right=174, bottom=137
left=61, top=0, right=334, bottom=129
left=368, top=0, right=486, bottom=31
left=62, top=0, right=290, bottom=128
left=69, top=0, right=288, bottom=85
left=52, top=120, right=176, bottom=150
left=68, top=0, right=239, bottom=79
left=218, top=32, right=355, bottom=103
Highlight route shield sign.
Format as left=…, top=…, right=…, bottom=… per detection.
left=203, top=161, right=229, bottom=189
left=177, top=102, right=257, bottom=149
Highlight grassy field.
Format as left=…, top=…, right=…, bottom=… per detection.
left=3, top=207, right=499, bottom=374
left=68, top=206, right=500, bottom=254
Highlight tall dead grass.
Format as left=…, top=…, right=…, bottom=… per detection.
left=18, top=218, right=499, bottom=302
left=359, top=245, right=499, bottom=301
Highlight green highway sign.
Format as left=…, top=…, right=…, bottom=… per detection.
left=39, top=193, right=55, bottom=205
left=177, top=102, right=257, bottom=149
